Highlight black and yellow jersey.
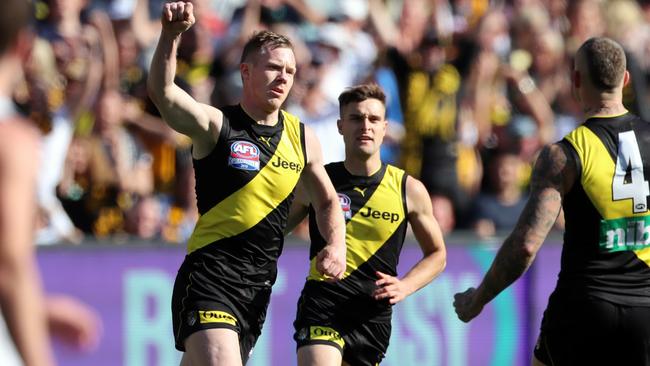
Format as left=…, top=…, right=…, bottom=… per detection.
left=560, top=112, right=650, bottom=305
left=186, top=104, right=305, bottom=285
left=400, top=64, right=461, bottom=180
left=304, top=162, right=408, bottom=310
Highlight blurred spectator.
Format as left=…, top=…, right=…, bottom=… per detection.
left=601, top=0, right=650, bottom=121
left=27, top=0, right=113, bottom=244
left=286, top=76, right=343, bottom=164
left=124, top=195, right=163, bottom=240
left=472, top=152, right=528, bottom=239
left=370, top=1, right=468, bottom=215
left=565, top=0, right=605, bottom=54
left=9, top=0, right=650, bottom=244
left=431, top=194, right=456, bottom=236
left=58, top=89, right=153, bottom=237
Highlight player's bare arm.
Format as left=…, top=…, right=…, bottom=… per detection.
left=374, top=176, right=447, bottom=304
left=454, top=143, right=577, bottom=322
left=0, top=120, right=54, bottom=366
left=301, top=126, right=346, bottom=279
left=147, top=1, right=222, bottom=159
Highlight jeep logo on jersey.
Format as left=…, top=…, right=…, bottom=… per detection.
left=229, top=141, right=260, bottom=171
left=338, top=193, right=352, bottom=221
left=360, top=206, right=400, bottom=223
left=271, top=156, right=303, bottom=172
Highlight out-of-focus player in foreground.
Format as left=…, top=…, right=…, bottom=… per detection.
left=0, top=0, right=54, bottom=364
left=0, top=2, right=102, bottom=365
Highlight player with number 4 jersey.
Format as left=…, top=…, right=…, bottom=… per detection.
left=561, top=113, right=650, bottom=303
left=454, top=37, right=650, bottom=366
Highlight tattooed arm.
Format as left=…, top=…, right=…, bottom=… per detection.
left=453, top=143, right=577, bottom=322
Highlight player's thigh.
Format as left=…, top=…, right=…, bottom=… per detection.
left=184, top=328, right=242, bottom=366
left=621, top=305, right=650, bottom=365
left=180, top=352, right=191, bottom=366
left=297, top=344, right=343, bottom=366
left=531, top=354, right=547, bottom=366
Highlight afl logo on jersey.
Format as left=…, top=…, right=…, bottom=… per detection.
left=229, top=141, right=260, bottom=171
left=338, top=193, right=352, bottom=221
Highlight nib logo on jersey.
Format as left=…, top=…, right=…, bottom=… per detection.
left=600, top=215, right=650, bottom=252
left=229, top=141, right=260, bottom=171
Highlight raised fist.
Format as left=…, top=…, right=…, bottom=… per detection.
left=161, top=1, right=196, bottom=36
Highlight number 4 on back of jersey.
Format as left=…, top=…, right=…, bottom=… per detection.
left=612, top=131, right=650, bottom=213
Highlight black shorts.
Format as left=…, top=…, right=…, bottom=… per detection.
left=171, top=252, right=272, bottom=363
left=534, top=291, right=650, bottom=366
left=293, top=281, right=392, bottom=366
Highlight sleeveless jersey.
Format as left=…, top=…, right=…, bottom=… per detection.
left=187, top=105, right=305, bottom=284
left=307, top=163, right=408, bottom=289
left=560, top=113, right=650, bottom=305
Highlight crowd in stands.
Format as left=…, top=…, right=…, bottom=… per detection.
left=21, top=0, right=650, bottom=244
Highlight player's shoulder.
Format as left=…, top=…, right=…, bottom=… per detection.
left=403, top=173, right=428, bottom=199
left=0, top=117, right=40, bottom=149
left=0, top=117, right=40, bottom=168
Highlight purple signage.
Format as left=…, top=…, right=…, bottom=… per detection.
left=35, top=240, right=562, bottom=366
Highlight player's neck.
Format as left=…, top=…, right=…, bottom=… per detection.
left=583, top=96, right=627, bottom=119
left=344, top=155, right=382, bottom=177
left=240, top=100, right=279, bottom=126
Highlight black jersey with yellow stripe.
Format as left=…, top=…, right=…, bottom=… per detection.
left=560, top=113, right=650, bottom=305
left=186, top=105, right=305, bottom=285
left=305, top=163, right=408, bottom=302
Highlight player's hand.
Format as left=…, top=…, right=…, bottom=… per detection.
left=373, top=271, right=409, bottom=304
left=453, top=287, right=484, bottom=323
left=46, top=295, right=103, bottom=352
left=161, top=1, right=196, bottom=36
left=315, top=242, right=346, bottom=281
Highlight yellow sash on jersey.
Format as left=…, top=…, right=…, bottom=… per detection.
left=308, top=166, right=406, bottom=280
left=187, top=112, right=304, bottom=253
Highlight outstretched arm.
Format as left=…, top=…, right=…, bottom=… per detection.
left=454, top=143, right=576, bottom=322
left=147, top=1, right=222, bottom=159
left=0, top=120, right=54, bottom=366
left=374, top=176, right=447, bottom=304
left=300, top=126, right=346, bottom=279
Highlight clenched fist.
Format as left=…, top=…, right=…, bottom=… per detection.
left=161, top=1, right=196, bottom=36
left=315, top=242, right=346, bottom=281
left=453, top=287, right=484, bottom=323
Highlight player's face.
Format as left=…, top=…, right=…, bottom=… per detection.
left=338, top=98, right=387, bottom=158
left=243, top=46, right=296, bottom=112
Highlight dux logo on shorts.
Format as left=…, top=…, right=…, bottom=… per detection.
left=229, top=141, right=260, bottom=171
left=338, top=193, right=352, bottom=221
left=198, top=310, right=238, bottom=326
